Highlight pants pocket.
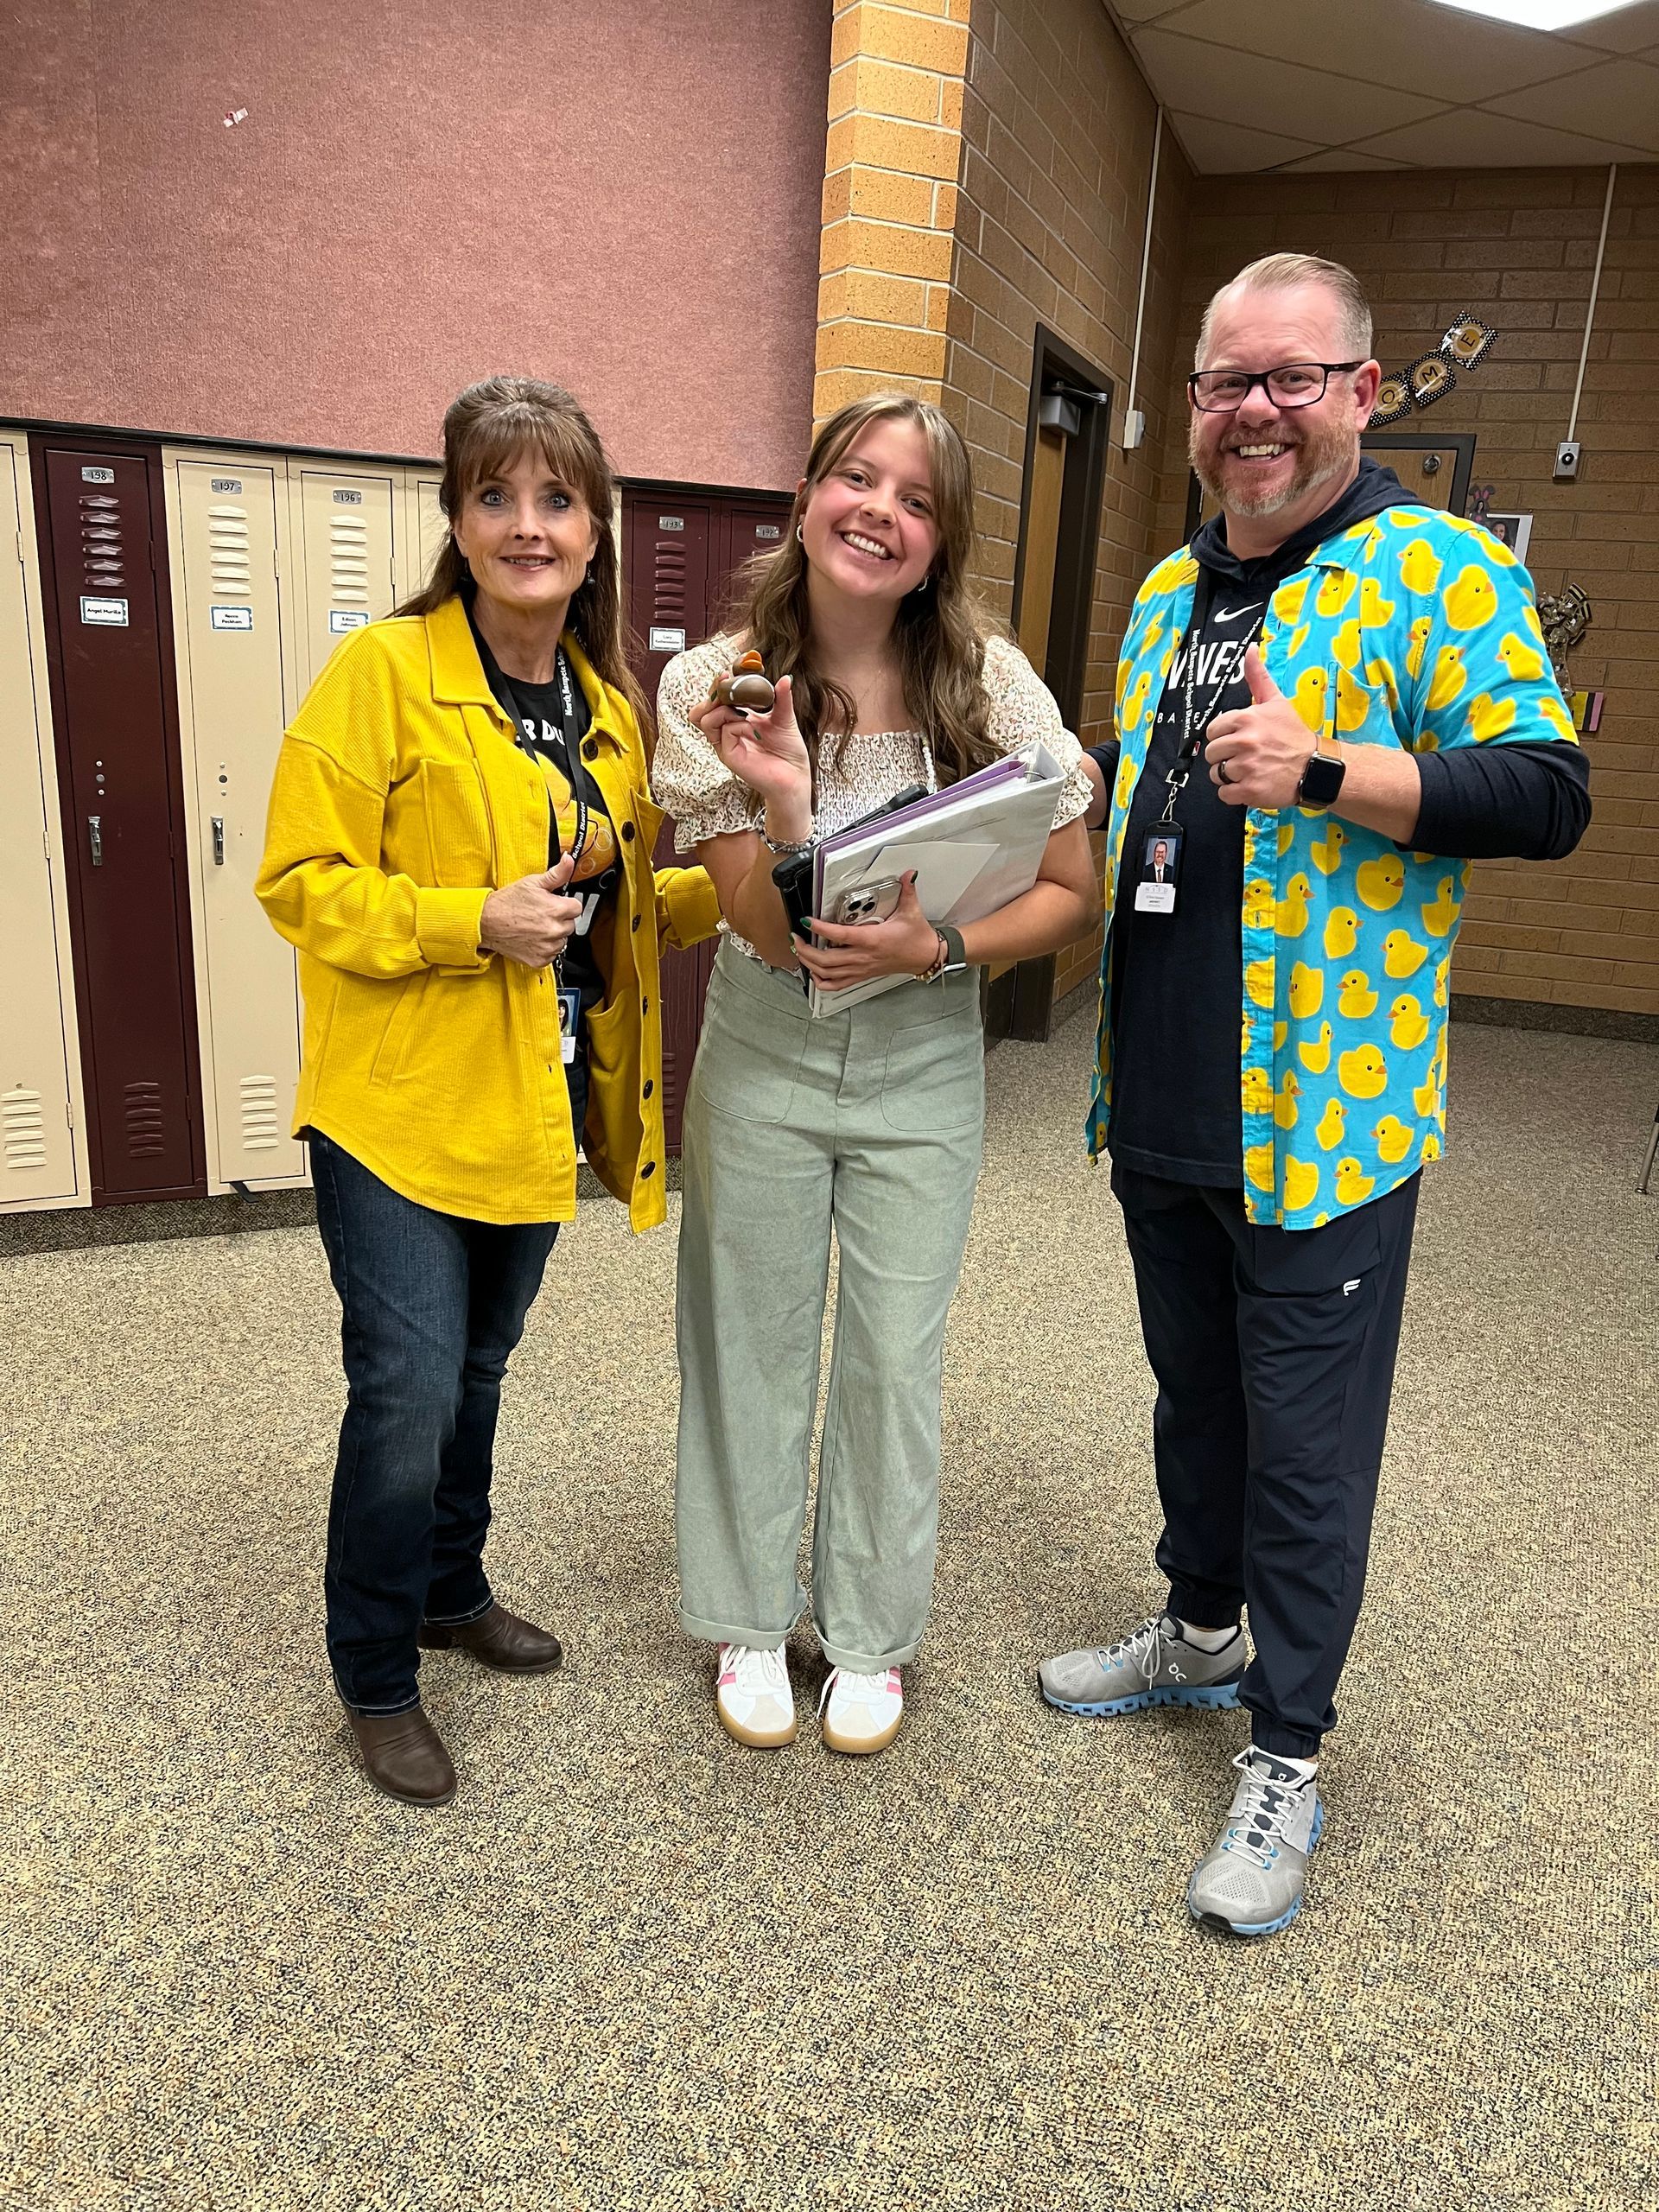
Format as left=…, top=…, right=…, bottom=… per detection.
left=880, top=999, right=985, bottom=1135
left=690, top=961, right=810, bottom=1126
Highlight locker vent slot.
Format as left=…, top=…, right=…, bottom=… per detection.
left=79, top=494, right=125, bottom=589
left=238, top=1075, right=282, bottom=1151
left=207, top=505, right=253, bottom=594
left=124, top=1080, right=166, bottom=1158
left=652, top=547, right=687, bottom=621
left=1, top=1089, right=47, bottom=1173
left=328, top=516, right=372, bottom=606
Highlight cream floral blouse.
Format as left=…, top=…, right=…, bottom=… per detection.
left=651, top=632, right=1092, bottom=963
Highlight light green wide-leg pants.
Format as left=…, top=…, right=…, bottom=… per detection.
left=675, top=938, right=985, bottom=1673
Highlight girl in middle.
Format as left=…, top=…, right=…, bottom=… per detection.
left=652, top=393, right=1097, bottom=1758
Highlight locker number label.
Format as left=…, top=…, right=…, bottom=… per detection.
left=648, top=626, right=685, bottom=654
left=755, top=524, right=782, bottom=540
left=211, top=478, right=244, bottom=493
left=332, top=488, right=365, bottom=505
left=79, top=595, right=128, bottom=626
left=658, top=516, right=684, bottom=531
left=211, top=605, right=254, bottom=632
left=80, top=467, right=115, bottom=484
left=329, top=610, right=370, bottom=632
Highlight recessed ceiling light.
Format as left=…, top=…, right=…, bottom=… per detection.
left=1429, top=0, right=1645, bottom=29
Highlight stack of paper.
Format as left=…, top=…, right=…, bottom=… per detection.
left=806, top=743, right=1067, bottom=1014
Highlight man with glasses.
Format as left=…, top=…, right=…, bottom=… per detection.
left=1047, top=254, right=1588, bottom=1936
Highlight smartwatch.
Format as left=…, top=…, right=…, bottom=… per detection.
left=1296, top=731, right=1346, bottom=809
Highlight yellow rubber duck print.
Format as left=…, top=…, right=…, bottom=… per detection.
left=1276, top=822, right=1296, bottom=858
left=1288, top=960, right=1324, bottom=1019
left=1288, top=623, right=1311, bottom=660
left=1242, top=1067, right=1274, bottom=1117
left=1413, top=1069, right=1440, bottom=1118
left=1421, top=1131, right=1442, bottom=1162
left=1116, top=658, right=1132, bottom=713
left=1246, top=958, right=1275, bottom=1009
left=1367, top=656, right=1400, bottom=712
left=1122, top=670, right=1154, bottom=731
left=1333, top=618, right=1362, bottom=671
left=1356, top=854, right=1404, bottom=912
left=1405, top=615, right=1433, bottom=681
left=1298, top=1020, right=1333, bottom=1074
left=1359, top=576, right=1395, bottom=626
left=1399, top=539, right=1442, bottom=596
left=1312, top=822, right=1348, bottom=879
left=1496, top=631, right=1545, bottom=683
left=1539, top=695, right=1578, bottom=744
left=1338, top=969, right=1378, bottom=1020
left=1273, top=1071, right=1301, bottom=1130
left=1338, top=1044, right=1388, bottom=1100
left=1243, top=878, right=1275, bottom=931
left=1115, top=752, right=1137, bottom=810
left=1374, top=1114, right=1414, bottom=1166
left=1272, top=575, right=1310, bottom=624
left=1245, top=1141, right=1276, bottom=1193
left=1467, top=693, right=1517, bottom=744
left=1143, top=618, right=1165, bottom=657
left=1276, top=874, right=1313, bottom=939
left=1427, top=645, right=1467, bottom=711
left=1421, top=876, right=1459, bottom=938
left=1292, top=668, right=1330, bottom=734
left=1335, top=1157, right=1376, bottom=1205
left=1433, top=957, right=1451, bottom=1009
left=1274, top=1020, right=1288, bottom=1052
left=1316, top=569, right=1357, bottom=619
left=1389, top=993, right=1431, bottom=1050
left=1323, top=905, right=1357, bottom=960
left=1382, top=928, right=1429, bottom=978
left=1522, top=602, right=1545, bottom=646
left=1336, top=664, right=1370, bottom=734
left=1444, top=564, right=1499, bottom=632
left=1282, top=1156, right=1319, bottom=1212
left=1315, top=1098, right=1345, bottom=1151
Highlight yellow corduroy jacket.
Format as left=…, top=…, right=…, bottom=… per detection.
left=255, top=595, right=721, bottom=1228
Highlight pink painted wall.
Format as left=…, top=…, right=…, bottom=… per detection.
left=0, top=0, right=831, bottom=488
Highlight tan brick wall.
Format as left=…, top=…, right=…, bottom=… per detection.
left=1157, top=164, right=1659, bottom=1019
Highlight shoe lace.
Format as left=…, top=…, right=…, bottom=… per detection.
left=816, top=1667, right=893, bottom=1717
left=727, top=1644, right=788, bottom=1695
left=1220, top=1748, right=1310, bottom=1871
left=1094, top=1615, right=1169, bottom=1687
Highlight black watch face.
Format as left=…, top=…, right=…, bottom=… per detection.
left=1300, top=753, right=1345, bottom=806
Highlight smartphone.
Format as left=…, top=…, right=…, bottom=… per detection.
left=831, top=877, right=903, bottom=925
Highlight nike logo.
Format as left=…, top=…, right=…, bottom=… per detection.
left=1211, top=600, right=1265, bottom=626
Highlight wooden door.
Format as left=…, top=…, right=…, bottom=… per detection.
left=35, top=440, right=204, bottom=1201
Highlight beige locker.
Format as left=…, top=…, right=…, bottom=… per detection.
left=0, top=430, right=89, bottom=1211
left=292, top=466, right=397, bottom=690
left=167, top=453, right=306, bottom=1187
left=397, top=471, right=446, bottom=604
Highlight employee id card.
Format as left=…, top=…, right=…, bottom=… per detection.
left=1133, top=823, right=1184, bottom=915
left=556, top=986, right=581, bottom=1065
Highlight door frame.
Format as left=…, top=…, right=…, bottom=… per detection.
left=29, top=430, right=208, bottom=1202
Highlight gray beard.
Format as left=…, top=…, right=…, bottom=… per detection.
left=1190, top=425, right=1356, bottom=521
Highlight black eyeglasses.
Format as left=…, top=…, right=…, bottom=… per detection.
left=1188, top=362, right=1363, bottom=413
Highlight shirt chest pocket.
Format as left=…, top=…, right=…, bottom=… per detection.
left=413, top=760, right=496, bottom=888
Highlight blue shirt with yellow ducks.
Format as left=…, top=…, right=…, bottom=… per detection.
left=1087, top=504, right=1582, bottom=1229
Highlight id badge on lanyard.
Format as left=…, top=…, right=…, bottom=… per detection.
left=1136, top=575, right=1258, bottom=918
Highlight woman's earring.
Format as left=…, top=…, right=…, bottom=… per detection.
left=912, top=572, right=931, bottom=595
left=795, top=524, right=804, bottom=545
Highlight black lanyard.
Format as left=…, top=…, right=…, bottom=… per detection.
left=1155, top=569, right=1263, bottom=829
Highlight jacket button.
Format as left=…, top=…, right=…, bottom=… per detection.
left=582, top=738, right=598, bottom=760
left=631, top=914, right=640, bottom=931
left=620, top=821, right=635, bottom=842
left=641, top=996, right=649, bottom=1015
left=642, top=1079, right=654, bottom=1099
left=640, top=1160, right=656, bottom=1179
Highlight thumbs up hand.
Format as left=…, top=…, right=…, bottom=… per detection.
left=479, top=850, right=586, bottom=967
left=1204, top=643, right=1321, bottom=810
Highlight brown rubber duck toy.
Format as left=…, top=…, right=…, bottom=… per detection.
left=709, top=649, right=776, bottom=717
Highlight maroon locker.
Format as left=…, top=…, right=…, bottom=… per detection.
left=33, top=440, right=205, bottom=1202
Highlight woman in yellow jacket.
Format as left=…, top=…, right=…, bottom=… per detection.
left=257, top=377, right=717, bottom=1808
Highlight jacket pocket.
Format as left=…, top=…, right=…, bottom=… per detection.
left=418, top=760, right=495, bottom=887
left=367, top=971, right=429, bottom=1088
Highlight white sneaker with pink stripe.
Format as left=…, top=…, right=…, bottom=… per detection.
left=715, top=1642, right=797, bottom=1748
left=818, top=1665, right=904, bottom=1755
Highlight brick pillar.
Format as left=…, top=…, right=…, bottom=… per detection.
left=815, top=1, right=971, bottom=423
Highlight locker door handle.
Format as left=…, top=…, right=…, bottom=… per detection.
left=88, top=816, right=103, bottom=868
left=212, top=817, right=226, bottom=866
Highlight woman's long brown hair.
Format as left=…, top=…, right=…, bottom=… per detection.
left=395, top=376, right=651, bottom=747
left=728, top=393, right=999, bottom=791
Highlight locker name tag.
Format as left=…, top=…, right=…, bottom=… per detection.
left=329, top=610, right=370, bottom=632
left=211, top=605, right=254, bottom=631
left=81, top=467, right=115, bottom=484
left=658, top=516, right=684, bottom=531
left=80, top=595, right=128, bottom=626
left=648, top=626, right=685, bottom=653
left=332, top=488, right=365, bottom=505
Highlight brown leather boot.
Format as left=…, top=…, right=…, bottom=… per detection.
left=418, top=1600, right=563, bottom=1674
left=346, top=1705, right=456, bottom=1806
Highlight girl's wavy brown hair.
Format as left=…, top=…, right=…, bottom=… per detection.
left=395, top=375, right=651, bottom=747
left=728, top=393, right=999, bottom=791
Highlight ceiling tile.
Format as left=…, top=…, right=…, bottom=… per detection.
left=1133, top=28, right=1449, bottom=140
left=1351, top=105, right=1651, bottom=163
left=1484, top=57, right=1659, bottom=149
left=1550, top=0, right=1659, bottom=54
left=1158, top=0, right=1571, bottom=101
left=1169, top=110, right=1327, bottom=172
left=1273, top=149, right=1414, bottom=170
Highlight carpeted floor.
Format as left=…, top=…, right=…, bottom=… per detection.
left=2, top=1010, right=1655, bottom=2211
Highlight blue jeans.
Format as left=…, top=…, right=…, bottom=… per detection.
left=309, top=1132, right=558, bottom=1714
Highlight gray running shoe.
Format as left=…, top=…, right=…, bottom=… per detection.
left=1187, top=1747, right=1325, bottom=1937
left=1039, top=1612, right=1245, bottom=1717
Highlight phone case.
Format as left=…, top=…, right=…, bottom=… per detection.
left=770, top=785, right=926, bottom=954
